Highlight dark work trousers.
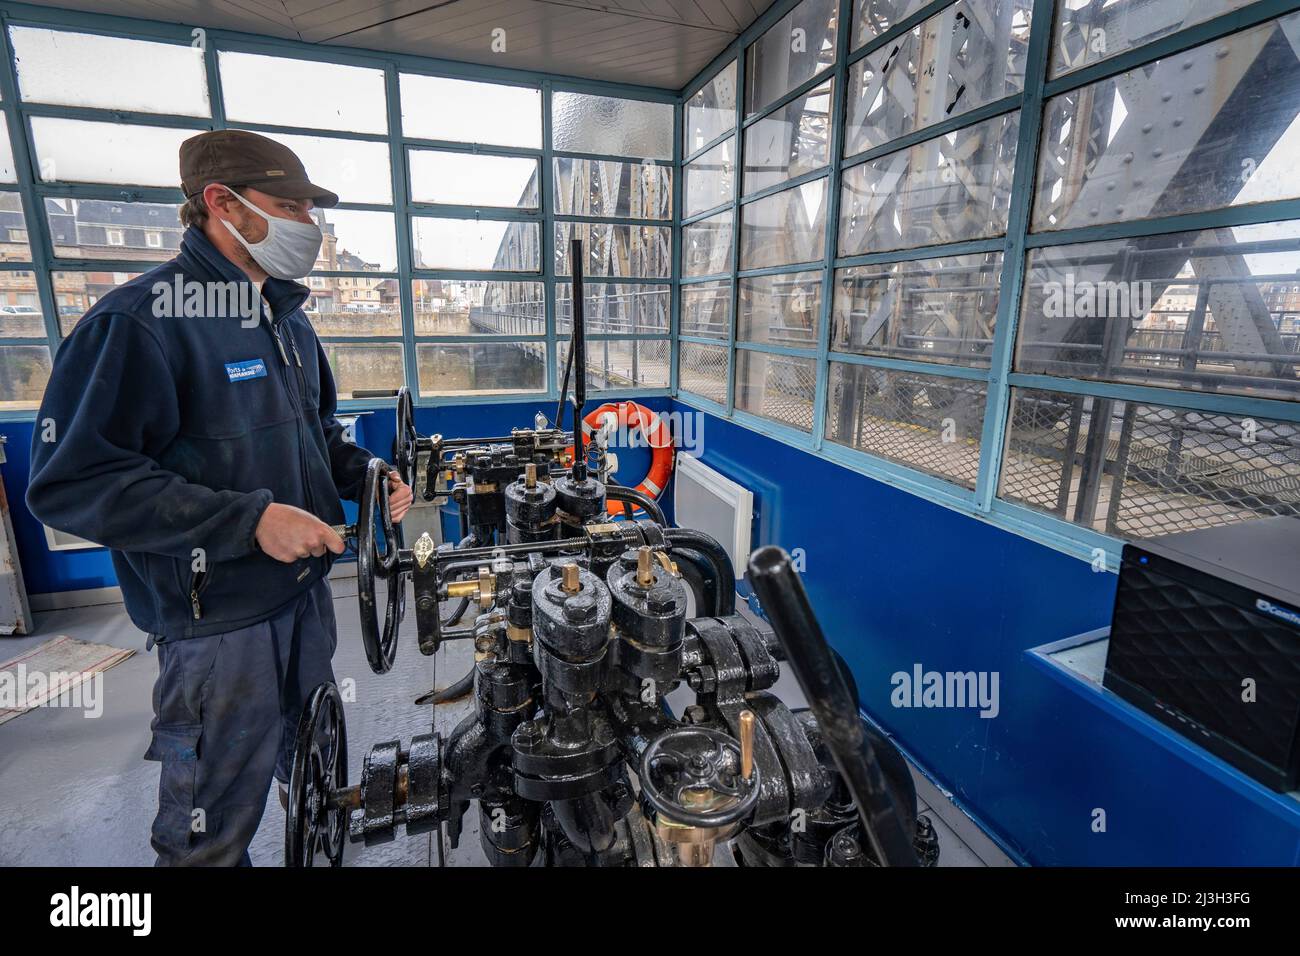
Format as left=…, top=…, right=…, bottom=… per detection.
left=144, top=577, right=338, bottom=866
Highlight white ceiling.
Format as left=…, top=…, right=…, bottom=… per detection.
left=21, top=0, right=767, bottom=90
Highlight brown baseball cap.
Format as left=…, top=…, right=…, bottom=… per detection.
left=179, top=129, right=339, bottom=208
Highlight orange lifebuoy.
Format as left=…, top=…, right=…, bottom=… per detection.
left=564, top=401, right=675, bottom=513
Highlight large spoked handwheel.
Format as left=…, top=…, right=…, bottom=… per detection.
left=285, top=681, right=348, bottom=867
left=392, top=385, right=419, bottom=489
left=357, top=457, right=407, bottom=674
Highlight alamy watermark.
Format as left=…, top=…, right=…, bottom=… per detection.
left=890, top=664, right=1000, bottom=718
left=150, top=274, right=262, bottom=327
left=587, top=408, right=706, bottom=458
left=50, top=886, right=150, bottom=935
left=0, top=665, right=103, bottom=718
left=1042, top=275, right=1154, bottom=324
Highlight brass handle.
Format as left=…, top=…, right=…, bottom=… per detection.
left=738, top=710, right=755, bottom=781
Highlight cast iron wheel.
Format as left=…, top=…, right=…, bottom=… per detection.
left=393, top=385, right=419, bottom=489
left=357, top=456, right=406, bottom=674
left=285, top=681, right=348, bottom=867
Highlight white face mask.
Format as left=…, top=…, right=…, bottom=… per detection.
left=218, top=187, right=322, bottom=280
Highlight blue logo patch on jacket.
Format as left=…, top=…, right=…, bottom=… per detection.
left=225, top=359, right=267, bottom=382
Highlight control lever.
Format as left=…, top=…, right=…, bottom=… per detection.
left=746, top=545, right=919, bottom=867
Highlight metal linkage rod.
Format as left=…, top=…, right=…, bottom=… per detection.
left=747, top=545, right=918, bottom=867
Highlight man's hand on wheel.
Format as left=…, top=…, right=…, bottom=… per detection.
left=387, top=471, right=414, bottom=524
left=255, top=503, right=346, bottom=562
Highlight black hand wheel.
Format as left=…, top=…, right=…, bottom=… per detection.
left=393, top=386, right=419, bottom=489
left=640, top=726, right=760, bottom=828
left=357, top=457, right=406, bottom=674
left=285, top=681, right=348, bottom=867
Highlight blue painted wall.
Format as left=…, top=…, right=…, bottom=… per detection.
left=6, top=393, right=1298, bottom=865
left=683, top=404, right=1300, bottom=866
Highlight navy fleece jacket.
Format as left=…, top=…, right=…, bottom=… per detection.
left=26, top=226, right=375, bottom=639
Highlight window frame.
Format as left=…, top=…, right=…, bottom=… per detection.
left=673, top=0, right=1300, bottom=568
left=0, top=9, right=678, bottom=413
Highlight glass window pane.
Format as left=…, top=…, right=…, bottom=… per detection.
left=833, top=252, right=1004, bottom=366
left=323, top=343, right=404, bottom=400
left=0, top=192, right=32, bottom=260
left=0, top=115, right=14, bottom=184
left=735, top=350, right=817, bottom=431
left=852, top=0, right=931, bottom=49
left=551, top=92, right=673, bottom=160
left=681, top=280, right=732, bottom=339
left=32, top=118, right=193, bottom=187
left=638, top=339, right=670, bottom=387
left=45, top=197, right=182, bottom=261
left=246, top=130, right=391, bottom=205
left=1033, top=14, right=1300, bottom=232
left=11, top=27, right=208, bottom=116
left=683, top=210, right=733, bottom=278
left=744, top=80, right=831, bottom=195
left=685, top=137, right=735, bottom=217
left=998, top=387, right=1300, bottom=538
left=557, top=339, right=607, bottom=391
left=555, top=222, right=670, bottom=278
left=1052, top=0, right=1259, bottom=77
left=315, top=209, right=397, bottom=272
left=680, top=341, right=729, bottom=403
left=303, top=275, right=400, bottom=336
left=738, top=270, right=823, bottom=346
left=553, top=158, right=670, bottom=219
left=0, top=269, right=48, bottom=335
left=1017, top=222, right=1300, bottom=401
left=740, top=178, right=827, bottom=270
left=412, top=217, right=540, bottom=272
left=745, top=0, right=839, bottom=116
left=844, top=0, right=1031, bottom=157
left=51, top=270, right=144, bottom=336
left=0, top=345, right=51, bottom=410
left=409, top=149, right=538, bottom=208
left=557, top=337, right=666, bottom=390
left=686, top=61, right=737, bottom=154
left=839, top=110, right=1019, bottom=255
left=400, top=74, right=541, bottom=148
left=219, top=51, right=386, bottom=135
left=420, top=342, right=546, bottom=395
left=412, top=279, right=544, bottom=336
left=826, top=362, right=986, bottom=487
left=556, top=282, right=669, bottom=333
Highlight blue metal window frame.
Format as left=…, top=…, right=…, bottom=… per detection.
left=0, top=0, right=1296, bottom=566
left=673, top=0, right=1300, bottom=568
left=0, top=0, right=676, bottom=420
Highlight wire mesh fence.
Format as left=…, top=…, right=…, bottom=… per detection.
left=999, top=387, right=1300, bottom=537
left=825, top=362, right=985, bottom=488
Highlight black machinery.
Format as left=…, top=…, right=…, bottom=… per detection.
left=286, top=240, right=938, bottom=867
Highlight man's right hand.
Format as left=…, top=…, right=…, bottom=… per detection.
left=254, top=503, right=345, bottom=562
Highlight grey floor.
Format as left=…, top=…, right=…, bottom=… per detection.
left=0, top=575, right=1012, bottom=867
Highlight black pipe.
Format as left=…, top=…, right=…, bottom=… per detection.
left=746, top=545, right=918, bottom=867
left=668, top=545, right=717, bottom=617
left=605, top=483, right=667, bottom=526
left=443, top=597, right=470, bottom=627
left=570, top=237, right=587, bottom=481
left=663, top=528, right=735, bottom=616
left=416, top=665, right=475, bottom=706
left=555, top=339, right=575, bottom=432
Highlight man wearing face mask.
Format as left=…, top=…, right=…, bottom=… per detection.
left=26, top=129, right=413, bottom=865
